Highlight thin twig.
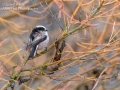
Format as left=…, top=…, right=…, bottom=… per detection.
left=0, top=62, right=10, bottom=73
left=45, top=0, right=64, bottom=31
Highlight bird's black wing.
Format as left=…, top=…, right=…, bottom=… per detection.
left=27, top=35, right=47, bottom=50
left=28, top=35, right=47, bottom=59
left=31, top=35, right=47, bottom=47
left=26, top=28, right=37, bottom=50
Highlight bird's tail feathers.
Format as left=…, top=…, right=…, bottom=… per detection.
left=28, top=45, right=38, bottom=59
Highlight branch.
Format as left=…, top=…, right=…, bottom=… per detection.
left=33, top=0, right=105, bottom=59
left=6, top=0, right=105, bottom=89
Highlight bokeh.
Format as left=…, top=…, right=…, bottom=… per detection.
left=0, top=0, right=120, bottom=90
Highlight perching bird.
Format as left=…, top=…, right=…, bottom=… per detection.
left=26, top=25, right=49, bottom=59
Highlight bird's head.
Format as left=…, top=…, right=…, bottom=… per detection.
left=35, top=25, right=48, bottom=34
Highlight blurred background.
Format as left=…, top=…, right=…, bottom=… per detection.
left=0, top=0, right=120, bottom=90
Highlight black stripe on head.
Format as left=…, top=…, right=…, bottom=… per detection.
left=36, top=27, right=46, bottom=31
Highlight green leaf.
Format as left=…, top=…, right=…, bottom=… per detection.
left=40, top=72, right=45, bottom=75
left=43, top=63, right=48, bottom=67
left=10, top=73, right=18, bottom=79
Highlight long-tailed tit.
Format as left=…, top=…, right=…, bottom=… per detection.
left=26, top=25, right=49, bottom=59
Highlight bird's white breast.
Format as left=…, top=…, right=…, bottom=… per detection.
left=38, top=35, right=49, bottom=50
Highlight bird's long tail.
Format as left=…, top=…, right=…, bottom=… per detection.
left=28, top=45, right=38, bottom=59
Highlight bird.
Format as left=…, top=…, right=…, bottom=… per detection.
left=26, top=25, right=49, bottom=59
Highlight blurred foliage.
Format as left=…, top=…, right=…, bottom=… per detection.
left=0, top=0, right=120, bottom=90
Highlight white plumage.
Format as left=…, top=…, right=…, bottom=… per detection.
left=38, top=30, right=49, bottom=50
